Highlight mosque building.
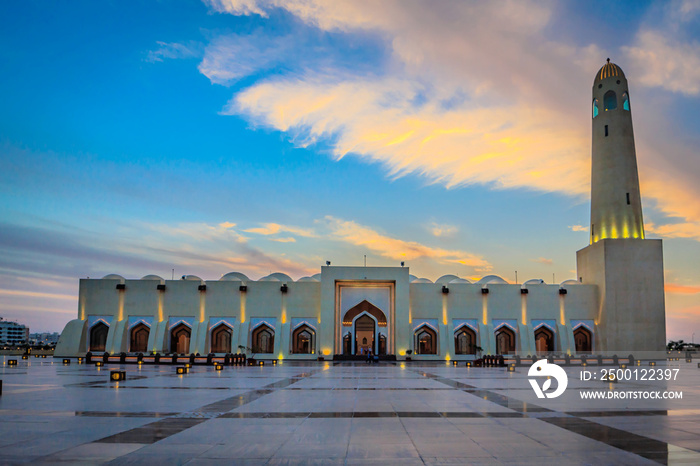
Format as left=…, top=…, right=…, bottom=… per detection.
left=55, top=61, right=666, bottom=360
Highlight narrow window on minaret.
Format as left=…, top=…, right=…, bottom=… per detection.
left=591, top=224, right=595, bottom=237
left=605, top=125, right=608, bottom=137
left=626, top=193, right=630, bottom=205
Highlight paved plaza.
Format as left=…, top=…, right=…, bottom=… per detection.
left=1, top=357, right=700, bottom=465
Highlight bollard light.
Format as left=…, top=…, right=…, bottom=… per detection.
left=636, top=360, right=641, bottom=366
left=8, top=359, right=17, bottom=366
left=215, top=364, right=224, bottom=371
left=77, top=357, right=83, bottom=363
left=176, top=366, right=188, bottom=374
left=110, top=370, right=126, bottom=381
left=63, top=359, right=70, bottom=365
left=22, top=355, right=28, bottom=360
left=95, top=361, right=104, bottom=367
left=581, top=362, right=587, bottom=367
left=649, top=361, right=656, bottom=366
left=184, top=363, right=191, bottom=369
left=41, top=355, right=47, bottom=358
left=452, top=360, right=458, bottom=366
left=259, top=360, right=264, bottom=366
left=686, top=358, right=692, bottom=363
left=466, top=362, right=472, bottom=367
left=507, top=365, right=516, bottom=372
left=619, top=364, right=627, bottom=369
left=272, top=360, right=278, bottom=365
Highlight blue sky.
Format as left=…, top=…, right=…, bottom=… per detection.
left=1, top=0, right=699, bottom=341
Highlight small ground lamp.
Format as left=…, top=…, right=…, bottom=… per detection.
left=649, top=361, right=656, bottom=366
left=7, top=359, right=17, bottom=366
left=63, top=359, right=71, bottom=365
left=95, top=361, right=104, bottom=367
left=215, top=363, right=224, bottom=371
left=176, top=366, right=188, bottom=374
left=259, top=360, right=264, bottom=366
left=110, top=370, right=126, bottom=381
left=21, top=355, right=28, bottom=360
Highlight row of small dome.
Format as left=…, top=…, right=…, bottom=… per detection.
left=101, top=272, right=579, bottom=287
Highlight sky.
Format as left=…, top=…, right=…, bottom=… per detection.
left=0, top=0, right=699, bottom=341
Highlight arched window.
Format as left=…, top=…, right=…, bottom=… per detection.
left=130, top=323, right=149, bottom=353
left=574, top=326, right=592, bottom=353
left=414, top=325, right=437, bottom=355
left=343, top=332, right=351, bottom=355
left=211, top=324, right=232, bottom=353
left=170, top=323, right=191, bottom=354
left=252, top=324, right=274, bottom=353
left=592, top=98, right=599, bottom=118
left=495, top=326, right=516, bottom=355
left=291, top=324, right=315, bottom=354
left=454, top=326, right=477, bottom=355
left=604, top=90, right=617, bottom=111
left=622, top=92, right=629, bottom=111
left=534, top=327, right=554, bottom=353
left=90, top=322, right=109, bottom=352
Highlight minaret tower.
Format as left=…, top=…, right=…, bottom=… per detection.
left=590, top=59, right=644, bottom=243
left=577, top=60, right=665, bottom=354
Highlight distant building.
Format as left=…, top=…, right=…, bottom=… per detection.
left=29, top=332, right=61, bottom=346
left=56, top=61, right=666, bottom=359
left=0, top=317, right=29, bottom=345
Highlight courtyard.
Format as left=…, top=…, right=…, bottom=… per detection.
left=1, top=357, right=699, bottom=465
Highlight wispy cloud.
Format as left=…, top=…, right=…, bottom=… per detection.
left=203, top=0, right=700, bottom=245
left=665, top=283, right=700, bottom=294
left=430, top=223, right=458, bottom=238
left=146, top=41, right=203, bottom=63
left=531, top=257, right=553, bottom=266
left=568, top=225, right=588, bottom=232
left=243, top=222, right=316, bottom=238
left=322, top=216, right=491, bottom=272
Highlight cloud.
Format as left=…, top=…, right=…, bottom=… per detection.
left=0, top=290, right=76, bottom=300
left=146, top=41, right=203, bottom=63
left=322, top=216, right=491, bottom=272
left=569, top=225, right=589, bottom=232
left=271, top=237, right=296, bottom=243
left=243, top=222, right=316, bottom=238
left=531, top=257, right=553, bottom=265
left=665, top=283, right=700, bottom=294
left=623, top=30, right=700, bottom=95
left=430, top=223, right=458, bottom=238
left=202, top=0, right=700, bottom=245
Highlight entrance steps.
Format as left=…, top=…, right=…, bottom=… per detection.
left=332, top=354, right=397, bottom=361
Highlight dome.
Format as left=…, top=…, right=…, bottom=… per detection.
left=311, top=273, right=322, bottom=281
left=560, top=279, right=580, bottom=286
left=435, top=274, right=460, bottom=285
left=182, top=275, right=202, bottom=281
left=477, top=275, right=508, bottom=285
left=102, top=274, right=125, bottom=280
left=297, top=276, right=320, bottom=282
left=219, top=272, right=250, bottom=281
left=408, top=274, right=418, bottom=282
left=449, top=278, right=472, bottom=284
left=594, top=59, right=625, bottom=85
left=140, top=274, right=164, bottom=281
left=260, top=272, right=293, bottom=282
left=523, top=279, right=545, bottom=285
left=411, top=278, right=433, bottom=284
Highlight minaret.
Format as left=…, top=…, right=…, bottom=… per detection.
left=590, top=59, right=644, bottom=243
left=576, top=60, right=665, bottom=354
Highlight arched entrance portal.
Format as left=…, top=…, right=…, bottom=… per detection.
left=354, top=314, right=375, bottom=355
left=90, top=322, right=109, bottom=352
left=495, top=326, right=516, bottom=355
left=130, top=323, right=149, bottom=353
left=342, top=300, right=388, bottom=356
left=534, top=326, right=555, bottom=353
left=170, top=323, right=191, bottom=354
left=574, top=326, right=592, bottom=353
left=211, top=324, right=232, bottom=354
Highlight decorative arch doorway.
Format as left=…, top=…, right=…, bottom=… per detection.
left=341, top=299, right=388, bottom=356
left=354, top=314, right=375, bottom=355
left=211, top=324, right=233, bottom=354
left=574, top=326, right=592, bottom=353
left=130, top=323, right=149, bottom=353
left=170, top=323, right=191, bottom=354
left=90, top=322, right=109, bottom=352
left=534, top=326, right=555, bottom=353
left=495, top=326, right=516, bottom=355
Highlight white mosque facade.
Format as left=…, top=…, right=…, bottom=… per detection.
left=55, top=62, right=666, bottom=360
